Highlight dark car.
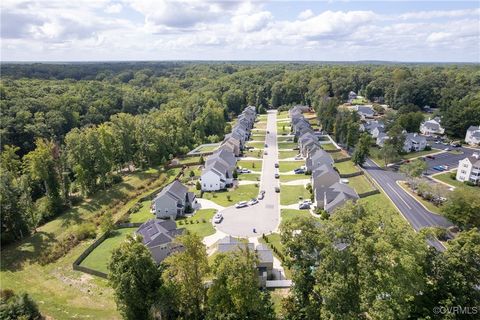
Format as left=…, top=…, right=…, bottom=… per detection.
left=258, top=190, right=265, bottom=200
left=426, top=155, right=435, bottom=159
left=275, top=187, right=280, bottom=193
left=294, top=168, right=305, bottom=174
left=275, top=163, right=279, bottom=168
left=275, top=173, right=280, bottom=179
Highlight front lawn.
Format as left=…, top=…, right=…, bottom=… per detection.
left=278, top=150, right=300, bottom=159
left=177, top=209, right=217, bottom=238
left=246, top=141, right=265, bottom=149
left=237, top=173, right=261, bottom=181
left=321, top=143, right=338, bottom=151
left=251, top=128, right=266, bottom=135
left=243, top=149, right=264, bottom=158
left=251, top=134, right=266, bottom=140
left=346, top=175, right=375, bottom=194
left=277, top=136, right=294, bottom=142
left=278, top=161, right=303, bottom=173
left=280, top=185, right=312, bottom=205
left=277, top=111, right=289, bottom=120
left=202, top=184, right=259, bottom=207
left=80, top=228, right=137, bottom=274
left=254, top=121, right=267, bottom=129
left=279, top=174, right=309, bottom=182
left=237, top=159, right=263, bottom=171
left=278, top=142, right=298, bottom=150
left=334, top=161, right=361, bottom=175
left=433, top=171, right=480, bottom=193
left=281, top=209, right=312, bottom=224
left=402, top=149, right=439, bottom=160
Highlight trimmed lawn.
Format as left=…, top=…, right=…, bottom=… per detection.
left=243, top=149, right=264, bottom=158
left=237, top=173, right=261, bottom=181
left=177, top=209, right=216, bottom=238
left=278, top=142, right=298, bottom=150
left=334, top=161, right=361, bottom=175
left=402, top=149, right=439, bottom=160
left=80, top=228, right=136, bottom=274
left=251, top=134, right=266, bottom=140
left=251, top=128, right=266, bottom=135
left=237, top=160, right=263, bottom=171
left=258, top=114, right=268, bottom=121
left=178, top=156, right=200, bottom=164
left=281, top=209, right=312, bottom=224
left=203, top=184, right=259, bottom=207
left=358, top=193, right=399, bottom=216
left=321, top=143, right=338, bottom=151
left=278, top=161, right=303, bottom=173
left=352, top=97, right=368, bottom=104
left=277, top=136, right=294, bottom=142
left=331, top=151, right=350, bottom=160
left=195, top=143, right=219, bottom=153
left=279, top=174, right=309, bottom=182
left=433, top=171, right=480, bottom=193
left=277, top=111, right=289, bottom=120
left=254, top=121, right=267, bottom=129
left=280, top=185, right=311, bottom=205
left=346, top=175, right=375, bottom=194
left=129, top=200, right=153, bottom=223
left=246, top=141, right=266, bottom=149
left=278, top=150, right=300, bottom=159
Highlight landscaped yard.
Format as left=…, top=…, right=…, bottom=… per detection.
left=433, top=171, right=480, bottom=193
left=321, top=143, right=338, bottom=151
left=202, top=184, right=259, bottom=206
left=80, top=228, right=137, bottom=274
left=281, top=209, right=312, bottom=224
left=237, top=159, right=263, bottom=171
left=351, top=97, right=368, bottom=104
left=237, top=173, right=261, bottom=181
left=278, top=150, right=299, bottom=159
left=277, top=122, right=291, bottom=132
left=177, top=209, right=217, bottom=238
left=246, top=141, right=266, bottom=149
left=277, top=136, right=294, bottom=142
left=278, top=161, right=303, bottom=173
left=334, top=161, right=361, bottom=175
left=129, top=200, right=153, bottom=223
left=195, top=143, right=219, bottom=153
left=402, top=149, right=439, bottom=159
left=279, top=174, right=309, bottom=182
left=278, top=142, right=298, bottom=150
left=346, top=175, right=376, bottom=194
left=243, top=149, right=264, bottom=158
left=280, top=185, right=312, bottom=205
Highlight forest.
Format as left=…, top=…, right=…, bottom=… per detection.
left=1, top=62, right=479, bottom=245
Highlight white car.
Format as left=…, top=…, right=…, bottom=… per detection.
left=235, top=201, right=248, bottom=208
left=213, top=213, right=223, bottom=224
left=294, top=156, right=302, bottom=160
left=248, top=198, right=259, bottom=206
left=241, top=168, right=251, bottom=174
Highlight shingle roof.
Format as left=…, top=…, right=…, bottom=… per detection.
left=153, top=180, right=187, bottom=203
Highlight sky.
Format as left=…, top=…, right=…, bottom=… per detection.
left=1, top=0, right=479, bottom=62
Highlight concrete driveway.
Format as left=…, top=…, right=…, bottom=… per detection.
left=216, top=110, right=280, bottom=237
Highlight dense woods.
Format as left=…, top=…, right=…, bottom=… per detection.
left=1, top=62, right=479, bottom=245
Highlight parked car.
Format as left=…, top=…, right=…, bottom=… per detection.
left=426, top=155, right=435, bottom=159
left=294, top=168, right=305, bottom=174
left=294, top=155, right=302, bottom=160
left=444, top=147, right=451, bottom=151
left=241, top=168, right=251, bottom=173
left=274, top=173, right=280, bottom=179
left=299, top=202, right=310, bottom=210
left=264, top=151, right=268, bottom=155
left=213, top=212, right=223, bottom=224
left=452, top=143, right=461, bottom=147
left=275, top=163, right=279, bottom=168
left=258, top=190, right=265, bottom=200
left=267, top=130, right=270, bottom=134
left=293, top=147, right=300, bottom=150
left=264, top=144, right=268, bottom=148
left=235, top=201, right=248, bottom=208
left=275, top=187, right=280, bottom=193
left=248, top=198, right=259, bottom=206
left=433, top=166, right=446, bottom=172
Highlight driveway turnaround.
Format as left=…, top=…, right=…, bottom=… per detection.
left=216, top=110, right=280, bottom=237
left=363, top=158, right=453, bottom=251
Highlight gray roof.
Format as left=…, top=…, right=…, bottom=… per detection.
left=256, top=244, right=274, bottom=264
left=312, top=165, right=339, bottom=189
left=309, top=149, right=333, bottom=166
left=217, top=236, right=255, bottom=253
left=153, top=180, right=187, bottom=203
left=324, top=182, right=358, bottom=213
left=405, top=132, right=426, bottom=143
left=422, top=120, right=441, bottom=131
left=207, top=148, right=236, bottom=168
left=136, top=219, right=184, bottom=263
left=466, top=156, right=480, bottom=167
left=467, top=125, right=480, bottom=132
left=356, top=105, right=375, bottom=116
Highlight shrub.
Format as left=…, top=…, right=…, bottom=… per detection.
left=424, top=145, right=432, bottom=151
left=0, top=289, right=41, bottom=320
left=450, top=172, right=456, bottom=180
left=464, top=181, right=476, bottom=186
left=201, top=218, right=206, bottom=223
left=178, top=220, right=184, bottom=225
left=233, top=170, right=238, bottom=179
left=111, top=174, right=123, bottom=184
left=74, top=223, right=97, bottom=241
left=226, top=195, right=231, bottom=202
left=196, top=181, right=202, bottom=190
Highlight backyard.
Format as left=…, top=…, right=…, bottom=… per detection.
left=280, top=185, right=312, bottom=205
left=321, top=143, right=338, bottom=151
left=346, top=175, right=376, bottom=194
left=202, top=184, right=259, bottom=207
left=334, top=161, right=361, bottom=175
left=193, top=143, right=219, bottom=153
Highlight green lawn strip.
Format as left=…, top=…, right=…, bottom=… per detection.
left=202, top=184, right=259, bottom=207
left=129, top=200, right=153, bottom=223
left=279, top=174, right=309, bottom=182
left=321, top=143, right=338, bottom=151
left=277, top=136, right=294, bottom=142
left=178, top=156, right=201, bottom=164
left=237, top=173, right=261, bottom=181
left=278, top=150, right=300, bottom=159
left=176, top=209, right=217, bottom=238
left=251, top=128, right=266, bottom=135
left=334, top=161, right=361, bottom=175
left=237, top=160, right=263, bottom=171
left=243, top=149, right=264, bottom=158
left=346, top=175, right=375, bottom=194
left=257, top=114, right=268, bottom=121
left=280, top=185, right=311, bottom=205
left=80, top=228, right=137, bottom=274
left=277, top=111, right=289, bottom=120
left=250, top=134, right=266, bottom=140
left=433, top=171, right=480, bottom=193
left=278, top=161, right=303, bottom=173
left=246, top=141, right=266, bottom=149
left=276, top=122, right=291, bottom=131
left=196, top=144, right=219, bottom=153
left=254, top=121, right=267, bottom=129
left=401, top=149, right=439, bottom=160
left=398, top=182, right=442, bottom=214
left=331, top=151, right=350, bottom=160
left=281, top=209, right=312, bottom=224
left=278, top=142, right=298, bottom=149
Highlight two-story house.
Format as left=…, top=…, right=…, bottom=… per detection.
left=456, top=153, right=480, bottom=185
left=151, top=180, right=196, bottom=220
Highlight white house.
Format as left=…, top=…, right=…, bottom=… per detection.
left=376, top=132, right=389, bottom=147
left=420, top=118, right=444, bottom=136
left=403, top=133, right=427, bottom=152
left=201, top=160, right=233, bottom=191
left=465, top=125, right=480, bottom=146
left=456, top=153, right=480, bottom=185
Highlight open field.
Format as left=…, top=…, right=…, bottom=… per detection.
left=237, top=159, right=263, bottom=171
left=334, top=161, right=361, bottom=175
left=278, top=161, right=303, bottom=173
left=278, top=142, right=297, bottom=150
left=278, top=150, right=299, bottom=159
left=280, top=185, right=311, bottom=205
left=177, top=209, right=217, bottom=238
left=346, top=175, right=376, bottom=194
left=202, top=184, right=259, bottom=207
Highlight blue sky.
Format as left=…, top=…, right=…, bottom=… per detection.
left=1, top=1, right=479, bottom=62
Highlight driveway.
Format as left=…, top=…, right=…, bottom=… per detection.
left=216, top=110, right=280, bottom=237
left=363, top=158, right=453, bottom=251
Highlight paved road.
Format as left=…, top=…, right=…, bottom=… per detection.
left=363, top=158, right=453, bottom=251
left=216, top=110, right=280, bottom=237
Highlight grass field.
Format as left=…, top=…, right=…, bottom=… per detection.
left=433, top=171, right=480, bottom=193
left=281, top=209, right=312, bottom=224
left=278, top=161, right=303, bottom=173
left=402, top=149, right=439, bottom=159
left=237, top=173, right=261, bottom=181
left=202, top=184, right=259, bottom=207
left=346, top=175, right=375, bottom=194
left=80, top=228, right=137, bottom=274
left=280, top=185, right=311, bottom=205
left=334, top=161, right=361, bottom=175
left=195, top=143, right=219, bottom=153
left=237, top=160, right=263, bottom=171
left=321, top=143, right=338, bottom=151
left=243, top=149, right=264, bottom=158
left=177, top=156, right=201, bottom=164
left=278, top=150, right=300, bottom=159
left=258, top=114, right=268, bottom=120
left=277, top=136, right=294, bottom=142
left=279, top=174, right=309, bottom=182
left=278, top=142, right=297, bottom=150
left=129, top=200, right=153, bottom=223
left=177, top=209, right=217, bottom=238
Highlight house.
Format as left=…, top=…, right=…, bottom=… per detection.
left=315, top=181, right=358, bottom=213
left=403, top=133, right=427, bottom=152
left=306, top=149, right=334, bottom=172
left=151, top=180, right=196, bottom=220
left=206, top=148, right=236, bottom=170
left=312, top=164, right=339, bottom=189
left=456, top=153, right=480, bottom=185
left=348, top=91, right=357, bottom=101
left=360, top=120, right=384, bottom=134
left=371, top=126, right=385, bottom=139
left=221, top=137, right=241, bottom=156
left=420, top=119, right=445, bottom=136
left=465, top=125, right=480, bottom=146
left=376, top=132, right=389, bottom=147
left=136, top=219, right=184, bottom=264
left=354, top=105, right=375, bottom=119
left=201, top=160, right=233, bottom=191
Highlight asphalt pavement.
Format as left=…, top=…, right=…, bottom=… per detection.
left=216, top=110, right=280, bottom=237
left=422, top=138, right=479, bottom=175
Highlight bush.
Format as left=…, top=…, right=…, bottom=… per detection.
left=0, top=289, right=41, bottom=320
left=74, top=223, right=97, bottom=241
left=424, top=145, right=432, bottom=151
left=450, top=172, right=457, bottom=180
left=464, top=181, right=476, bottom=186
left=196, top=181, right=202, bottom=191
left=110, top=174, right=123, bottom=184
left=201, top=218, right=206, bottom=223
left=226, top=195, right=231, bottom=202
left=232, top=170, right=238, bottom=179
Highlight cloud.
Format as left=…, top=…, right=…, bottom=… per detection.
left=105, top=3, right=123, bottom=14
left=298, top=9, right=314, bottom=20
left=232, top=11, right=273, bottom=32
left=399, top=8, right=480, bottom=20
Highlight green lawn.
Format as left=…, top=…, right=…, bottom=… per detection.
left=334, top=161, right=361, bottom=175
left=246, top=141, right=265, bottom=149
left=277, top=111, right=289, bottom=119
left=358, top=193, right=399, bottom=216
left=281, top=209, right=312, bottom=224
left=277, top=122, right=291, bottom=131
left=195, top=143, right=219, bottom=153
left=402, top=149, right=439, bottom=159
left=129, top=200, right=153, bottom=223
left=177, top=209, right=217, bottom=238
left=250, top=134, right=266, bottom=140
left=237, top=160, right=263, bottom=171
left=331, top=151, right=350, bottom=160
left=258, top=114, right=268, bottom=121
left=80, top=228, right=137, bottom=274
left=280, top=185, right=311, bottom=205
left=278, top=150, right=300, bottom=159
left=178, top=156, right=201, bottom=164
left=278, top=142, right=297, bottom=150
left=321, top=143, right=338, bottom=151
left=243, top=149, right=264, bottom=158
left=251, top=129, right=266, bottom=135
left=254, top=121, right=267, bottom=129
left=202, top=184, right=259, bottom=206
left=433, top=171, right=480, bottom=193
left=279, top=174, right=309, bottom=182
left=346, top=175, right=375, bottom=194
left=278, top=161, right=303, bottom=173
left=351, top=97, right=368, bottom=104
left=237, top=173, right=261, bottom=181
left=277, top=136, right=294, bottom=142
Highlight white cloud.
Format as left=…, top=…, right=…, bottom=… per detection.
left=399, top=8, right=480, bottom=20
left=105, top=3, right=123, bottom=14
left=298, top=9, right=314, bottom=20
left=232, top=11, right=273, bottom=32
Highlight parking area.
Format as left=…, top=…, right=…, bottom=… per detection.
left=421, top=138, right=478, bottom=175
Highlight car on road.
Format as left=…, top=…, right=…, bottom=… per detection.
left=213, top=212, right=223, bottom=224
left=444, top=147, right=451, bottom=151
left=433, top=166, right=446, bottom=172
left=275, top=187, right=280, bottom=193
left=426, top=155, right=435, bottom=159
left=294, top=168, right=305, bottom=174
left=274, top=173, right=280, bottom=179
left=264, top=143, right=268, bottom=148
left=274, top=163, right=279, bottom=168
left=235, top=201, right=248, bottom=208
left=248, top=198, right=259, bottom=206
left=264, top=151, right=268, bottom=155
left=258, top=190, right=265, bottom=200
left=451, top=143, right=461, bottom=147
left=266, top=130, right=270, bottom=134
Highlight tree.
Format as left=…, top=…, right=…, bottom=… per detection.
left=207, top=249, right=276, bottom=320
left=0, top=289, right=42, bottom=320
left=380, top=143, right=399, bottom=167
left=162, top=233, right=209, bottom=320
left=223, top=89, right=245, bottom=115
left=108, top=235, right=163, bottom=320
left=100, top=212, right=114, bottom=235
left=196, top=181, right=201, bottom=190
left=442, top=187, right=480, bottom=229
left=386, top=124, right=405, bottom=153
left=400, top=158, right=427, bottom=189
left=352, top=133, right=372, bottom=166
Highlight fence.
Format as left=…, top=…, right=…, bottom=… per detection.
left=325, top=149, right=341, bottom=153
left=339, top=171, right=363, bottom=179
left=358, top=189, right=380, bottom=198
left=334, top=157, right=352, bottom=163
left=72, top=223, right=144, bottom=279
